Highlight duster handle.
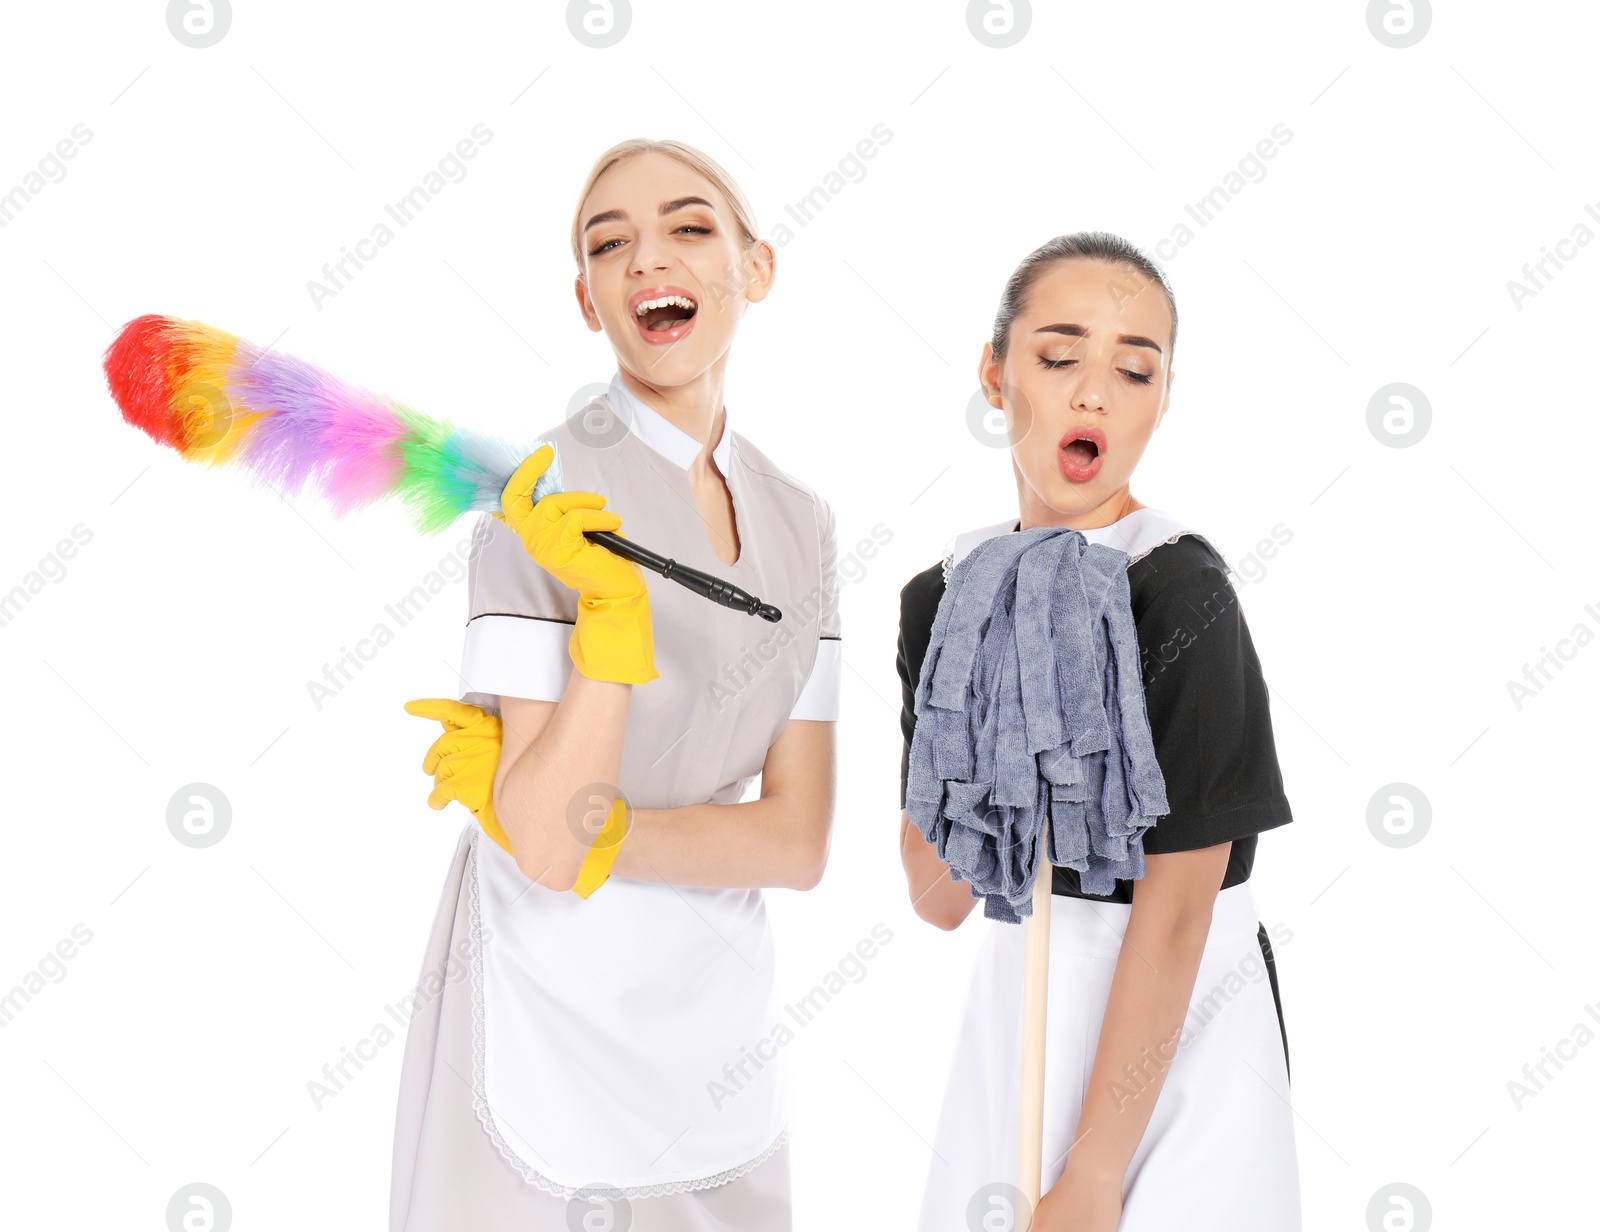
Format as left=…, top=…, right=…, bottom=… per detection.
left=582, top=529, right=782, bottom=621
left=1017, top=816, right=1053, bottom=1222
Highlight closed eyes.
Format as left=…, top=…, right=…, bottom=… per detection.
left=1038, top=356, right=1153, bottom=385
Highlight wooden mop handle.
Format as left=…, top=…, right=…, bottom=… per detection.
left=1017, top=815, right=1053, bottom=1223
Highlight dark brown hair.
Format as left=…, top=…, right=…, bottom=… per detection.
left=990, top=231, right=1177, bottom=365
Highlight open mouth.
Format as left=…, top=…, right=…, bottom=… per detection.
left=631, top=290, right=699, bottom=344
left=1058, top=427, right=1107, bottom=482
left=1062, top=437, right=1099, bottom=466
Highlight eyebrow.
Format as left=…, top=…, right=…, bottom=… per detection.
left=1033, top=323, right=1164, bottom=355
left=583, top=195, right=717, bottom=235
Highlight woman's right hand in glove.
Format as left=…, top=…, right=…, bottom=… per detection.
left=494, top=445, right=659, bottom=685
left=404, top=697, right=513, bottom=856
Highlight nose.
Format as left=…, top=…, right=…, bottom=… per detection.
left=1068, top=370, right=1107, bottom=414
left=630, top=236, right=671, bottom=277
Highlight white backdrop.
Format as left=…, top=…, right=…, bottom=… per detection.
left=1, top=1, right=1595, bottom=1229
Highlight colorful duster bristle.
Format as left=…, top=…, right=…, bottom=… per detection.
left=102, top=315, right=563, bottom=533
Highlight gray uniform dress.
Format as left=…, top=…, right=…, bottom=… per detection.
left=390, top=374, right=841, bottom=1231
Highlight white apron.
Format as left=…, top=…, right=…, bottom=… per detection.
left=468, top=834, right=789, bottom=1194
left=916, top=880, right=1300, bottom=1230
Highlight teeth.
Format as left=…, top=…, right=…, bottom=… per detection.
left=635, top=295, right=697, bottom=316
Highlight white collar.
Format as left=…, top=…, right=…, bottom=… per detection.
left=945, top=507, right=1209, bottom=578
left=607, top=372, right=733, bottom=474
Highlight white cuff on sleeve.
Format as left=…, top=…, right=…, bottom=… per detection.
left=789, top=637, right=841, bottom=721
left=459, top=614, right=573, bottom=708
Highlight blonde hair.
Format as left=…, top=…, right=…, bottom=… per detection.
left=569, top=138, right=761, bottom=271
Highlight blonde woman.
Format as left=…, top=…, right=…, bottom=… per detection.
left=391, top=139, right=841, bottom=1232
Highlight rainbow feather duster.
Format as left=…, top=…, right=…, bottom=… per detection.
left=103, top=315, right=563, bottom=533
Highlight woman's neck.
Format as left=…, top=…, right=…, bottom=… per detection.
left=1017, top=482, right=1144, bottom=532
left=616, top=366, right=727, bottom=468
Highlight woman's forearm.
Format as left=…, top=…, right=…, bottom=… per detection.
left=1064, top=904, right=1212, bottom=1183
left=901, top=811, right=979, bottom=929
left=610, top=717, right=834, bottom=890
left=499, top=701, right=832, bottom=892
left=496, top=670, right=632, bottom=890
left=1055, top=844, right=1231, bottom=1187
left=609, top=795, right=826, bottom=890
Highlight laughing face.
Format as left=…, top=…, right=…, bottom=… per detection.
left=574, top=151, right=774, bottom=390
left=978, top=258, right=1175, bottom=529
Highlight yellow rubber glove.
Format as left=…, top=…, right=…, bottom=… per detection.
left=406, top=697, right=627, bottom=899
left=493, top=445, right=659, bottom=686
left=572, top=795, right=631, bottom=899
left=404, top=698, right=512, bottom=856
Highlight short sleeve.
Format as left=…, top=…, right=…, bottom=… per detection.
left=1136, top=563, right=1293, bottom=853
left=895, top=562, right=944, bottom=810
left=458, top=512, right=578, bottom=713
left=789, top=497, right=842, bottom=721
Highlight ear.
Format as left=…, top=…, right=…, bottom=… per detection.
left=977, top=341, right=1001, bottom=407
left=574, top=275, right=603, bottom=333
left=737, top=238, right=779, bottom=306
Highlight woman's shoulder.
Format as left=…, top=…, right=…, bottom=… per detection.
left=900, top=557, right=946, bottom=608
left=1126, top=525, right=1233, bottom=606
left=895, top=560, right=945, bottom=688
left=729, top=429, right=814, bottom=494
left=728, top=429, right=834, bottom=526
left=521, top=413, right=603, bottom=486
left=1129, top=526, right=1228, bottom=578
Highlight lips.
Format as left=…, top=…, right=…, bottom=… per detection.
left=1058, top=425, right=1107, bottom=483
left=628, top=284, right=698, bottom=346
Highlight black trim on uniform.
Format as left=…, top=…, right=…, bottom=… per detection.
left=467, top=615, right=842, bottom=637
left=1258, top=922, right=1290, bottom=1084
left=466, top=611, right=576, bottom=627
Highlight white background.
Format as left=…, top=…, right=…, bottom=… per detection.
left=1, top=1, right=1595, bottom=1228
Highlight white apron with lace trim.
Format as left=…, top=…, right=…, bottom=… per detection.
left=449, top=375, right=841, bottom=1199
